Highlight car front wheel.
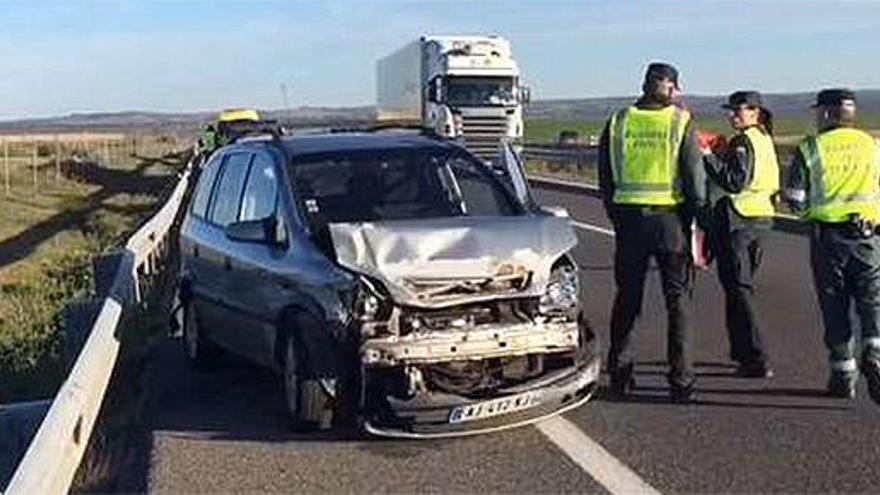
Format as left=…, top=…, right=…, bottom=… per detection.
left=282, top=334, right=333, bottom=430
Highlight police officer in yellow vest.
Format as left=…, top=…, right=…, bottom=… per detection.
left=598, top=62, right=707, bottom=403
left=785, top=88, right=880, bottom=403
left=703, top=91, right=780, bottom=378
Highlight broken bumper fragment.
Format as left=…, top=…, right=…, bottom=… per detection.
left=361, top=320, right=580, bottom=366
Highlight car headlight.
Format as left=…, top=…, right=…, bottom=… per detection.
left=352, top=276, right=397, bottom=338
left=359, top=293, right=381, bottom=320
left=539, top=264, right=579, bottom=314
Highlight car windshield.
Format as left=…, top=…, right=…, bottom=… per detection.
left=289, top=147, right=519, bottom=229
left=445, top=77, right=516, bottom=107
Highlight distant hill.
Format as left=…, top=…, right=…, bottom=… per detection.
left=1, top=90, right=877, bottom=134
left=0, top=106, right=375, bottom=135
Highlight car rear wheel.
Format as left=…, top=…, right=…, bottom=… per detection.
left=182, top=301, right=218, bottom=369
left=282, top=335, right=333, bottom=430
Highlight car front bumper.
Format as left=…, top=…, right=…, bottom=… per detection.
left=362, top=353, right=600, bottom=439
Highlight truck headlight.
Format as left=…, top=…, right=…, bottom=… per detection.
left=539, top=264, right=579, bottom=314
left=453, top=114, right=463, bottom=135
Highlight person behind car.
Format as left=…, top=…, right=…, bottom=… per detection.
left=784, top=88, right=880, bottom=403
left=597, top=62, right=708, bottom=403
left=702, top=90, right=780, bottom=379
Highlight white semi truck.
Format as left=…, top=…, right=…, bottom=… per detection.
left=376, top=35, right=529, bottom=162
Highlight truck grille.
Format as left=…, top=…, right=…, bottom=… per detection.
left=461, top=115, right=508, bottom=163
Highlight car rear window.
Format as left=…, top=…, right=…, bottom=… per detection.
left=288, top=148, right=517, bottom=229
left=191, top=155, right=223, bottom=219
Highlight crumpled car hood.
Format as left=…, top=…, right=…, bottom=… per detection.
left=329, top=216, right=577, bottom=308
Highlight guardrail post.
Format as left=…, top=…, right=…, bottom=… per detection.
left=31, top=141, right=37, bottom=191
left=62, top=298, right=104, bottom=369
left=54, top=134, right=61, bottom=183
left=93, top=250, right=126, bottom=299
left=3, top=138, right=8, bottom=196
left=0, top=401, right=51, bottom=490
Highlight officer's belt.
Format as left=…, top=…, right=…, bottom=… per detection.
left=613, top=204, right=680, bottom=214
left=814, top=221, right=875, bottom=240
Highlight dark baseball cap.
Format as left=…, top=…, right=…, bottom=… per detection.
left=722, top=90, right=764, bottom=109
left=812, top=88, right=857, bottom=107
left=644, top=62, right=679, bottom=88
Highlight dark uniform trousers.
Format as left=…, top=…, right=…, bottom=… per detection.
left=810, top=225, right=880, bottom=376
left=713, top=222, right=770, bottom=366
left=607, top=207, right=695, bottom=387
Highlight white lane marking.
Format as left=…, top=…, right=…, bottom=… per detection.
left=563, top=214, right=660, bottom=492
left=571, top=220, right=615, bottom=237
left=537, top=416, right=662, bottom=495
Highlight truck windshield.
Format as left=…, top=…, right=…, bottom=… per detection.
left=445, top=77, right=516, bottom=107
left=289, top=148, right=519, bottom=229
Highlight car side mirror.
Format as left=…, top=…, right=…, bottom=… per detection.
left=226, top=215, right=288, bottom=247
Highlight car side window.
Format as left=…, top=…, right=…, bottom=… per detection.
left=208, top=152, right=253, bottom=227
left=239, top=152, right=278, bottom=221
left=191, top=154, right=224, bottom=219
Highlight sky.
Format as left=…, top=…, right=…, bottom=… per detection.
left=0, top=0, right=878, bottom=119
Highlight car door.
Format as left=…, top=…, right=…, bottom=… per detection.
left=201, top=151, right=254, bottom=355
left=222, top=149, right=287, bottom=366
left=182, top=153, right=226, bottom=343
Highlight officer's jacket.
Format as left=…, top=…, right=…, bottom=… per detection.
left=786, top=124, right=880, bottom=223
left=704, top=125, right=780, bottom=224
left=597, top=98, right=707, bottom=215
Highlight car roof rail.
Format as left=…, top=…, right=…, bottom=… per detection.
left=328, top=123, right=446, bottom=140
left=224, top=120, right=286, bottom=144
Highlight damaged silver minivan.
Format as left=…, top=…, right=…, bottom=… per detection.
left=178, top=130, right=599, bottom=437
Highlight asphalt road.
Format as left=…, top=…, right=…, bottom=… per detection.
left=142, top=183, right=880, bottom=494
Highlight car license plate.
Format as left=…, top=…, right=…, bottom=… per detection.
left=448, top=391, right=541, bottom=424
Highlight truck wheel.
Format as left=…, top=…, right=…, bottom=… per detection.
left=282, top=334, right=333, bottom=430
left=182, top=301, right=218, bottom=369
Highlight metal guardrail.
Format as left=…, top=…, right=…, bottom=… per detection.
left=526, top=174, right=808, bottom=235
left=3, top=157, right=194, bottom=495
left=522, top=144, right=597, bottom=164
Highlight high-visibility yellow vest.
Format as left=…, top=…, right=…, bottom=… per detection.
left=799, top=127, right=880, bottom=223
left=608, top=105, right=690, bottom=205
left=729, top=127, right=780, bottom=218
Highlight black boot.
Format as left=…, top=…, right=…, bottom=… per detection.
left=733, top=360, right=774, bottom=379
left=827, top=372, right=856, bottom=399
left=861, top=348, right=880, bottom=406
left=609, top=362, right=635, bottom=398
left=670, top=382, right=696, bottom=404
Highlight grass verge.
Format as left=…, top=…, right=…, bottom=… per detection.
left=0, top=137, right=179, bottom=403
